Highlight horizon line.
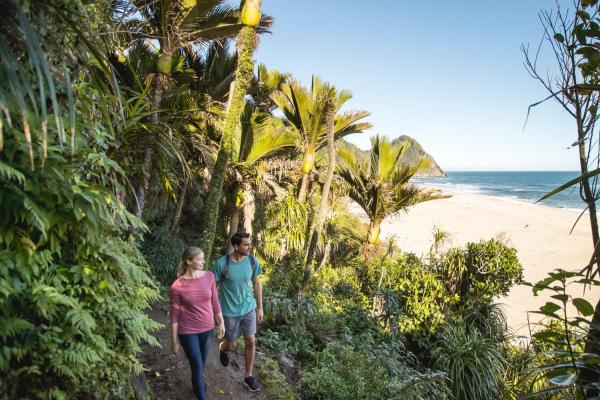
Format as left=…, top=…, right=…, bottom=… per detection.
left=442, top=169, right=580, bottom=172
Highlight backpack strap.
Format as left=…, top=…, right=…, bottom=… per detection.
left=221, top=254, right=257, bottom=282
left=221, top=254, right=231, bottom=282
left=249, top=254, right=257, bottom=280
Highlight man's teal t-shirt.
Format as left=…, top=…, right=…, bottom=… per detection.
left=213, top=255, right=262, bottom=317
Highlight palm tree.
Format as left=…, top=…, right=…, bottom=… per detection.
left=199, top=0, right=266, bottom=261
left=112, top=0, right=272, bottom=218
left=270, top=76, right=372, bottom=203
left=169, top=41, right=239, bottom=232
left=337, top=135, right=445, bottom=245
left=226, top=102, right=296, bottom=243
left=250, top=63, right=288, bottom=112
left=108, top=43, right=191, bottom=216
left=299, top=85, right=337, bottom=298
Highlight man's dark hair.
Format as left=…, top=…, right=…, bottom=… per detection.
left=231, top=231, right=250, bottom=246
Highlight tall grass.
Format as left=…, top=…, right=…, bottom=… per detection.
left=430, top=321, right=507, bottom=400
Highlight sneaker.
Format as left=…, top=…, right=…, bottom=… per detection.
left=244, top=376, right=261, bottom=392
left=219, top=350, right=229, bottom=367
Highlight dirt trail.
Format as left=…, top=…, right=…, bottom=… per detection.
left=141, top=303, right=270, bottom=400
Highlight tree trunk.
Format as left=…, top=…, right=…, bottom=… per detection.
left=316, top=241, right=331, bottom=271
left=577, top=103, right=600, bottom=391
left=170, top=178, right=188, bottom=233
left=242, top=191, right=255, bottom=235
left=372, top=257, right=387, bottom=312
left=575, top=108, right=600, bottom=257
left=298, top=98, right=335, bottom=299
left=278, top=239, right=287, bottom=260
left=135, top=147, right=152, bottom=218
left=228, top=205, right=241, bottom=253
left=367, top=220, right=382, bottom=245
left=199, top=25, right=258, bottom=262
left=297, top=172, right=310, bottom=203
left=135, top=80, right=163, bottom=218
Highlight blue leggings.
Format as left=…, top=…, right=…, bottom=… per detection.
left=179, top=329, right=213, bottom=400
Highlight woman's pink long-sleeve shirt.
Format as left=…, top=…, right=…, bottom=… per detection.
left=169, top=272, right=221, bottom=334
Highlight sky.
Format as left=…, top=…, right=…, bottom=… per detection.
left=254, top=1, right=580, bottom=171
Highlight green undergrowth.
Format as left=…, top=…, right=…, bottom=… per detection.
left=259, top=356, right=297, bottom=400
left=256, top=238, right=529, bottom=399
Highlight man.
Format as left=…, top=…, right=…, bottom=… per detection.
left=213, top=232, right=263, bottom=392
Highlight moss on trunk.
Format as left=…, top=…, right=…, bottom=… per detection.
left=200, top=25, right=257, bottom=262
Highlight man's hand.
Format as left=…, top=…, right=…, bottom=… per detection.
left=172, top=341, right=181, bottom=356
left=257, top=307, right=264, bottom=323
left=217, top=322, right=226, bottom=339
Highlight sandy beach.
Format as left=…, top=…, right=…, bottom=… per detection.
left=359, top=190, right=600, bottom=336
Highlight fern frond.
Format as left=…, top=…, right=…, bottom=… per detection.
left=0, top=317, right=34, bottom=338
left=23, top=196, right=49, bottom=234
left=0, top=160, right=26, bottom=185
left=66, top=306, right=97, bottom=335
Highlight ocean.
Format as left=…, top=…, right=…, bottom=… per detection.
left=412, top=171, right=589, bottom=210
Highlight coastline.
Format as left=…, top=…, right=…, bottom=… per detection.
left=420, top=183, right=588, bottom=214
left=353, top=187, right=600, bottom=336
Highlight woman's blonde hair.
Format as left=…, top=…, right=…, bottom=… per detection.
left=176, top=246, right=204, bottom=277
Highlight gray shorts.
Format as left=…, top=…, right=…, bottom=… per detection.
left=224, top=310, right=256, bottom=342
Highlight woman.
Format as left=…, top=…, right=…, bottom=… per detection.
left=170, top=247, right=225, bottom=400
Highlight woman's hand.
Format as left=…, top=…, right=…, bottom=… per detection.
left=217, top=322, right=225, bottom=339
left=172, top=341, right=181, bottom=356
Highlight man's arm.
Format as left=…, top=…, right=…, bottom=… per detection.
left=253, top=275, right=263, bottom=323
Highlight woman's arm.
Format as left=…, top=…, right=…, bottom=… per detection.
left=169, top=285, right=182, bottom=355
left=210, top=273, right=224, bottom=338
left=171, top=322, right=181, bottom=355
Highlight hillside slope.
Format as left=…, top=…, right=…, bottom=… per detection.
left=338, top=136, right=446, bottom=177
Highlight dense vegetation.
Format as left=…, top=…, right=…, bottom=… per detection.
left=2, top=0, right=600, bottom=399
left=0, top=2, right=162, bottom=398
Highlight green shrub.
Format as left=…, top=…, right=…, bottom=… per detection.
left=261, top=252, right=306, bottom=298
left=462, top=302, right=509, bottom=343
left=325, top=211, right=367, bottom=267
left=438, top=239, right=523, bottom=305
left=259, top=329, right=302, bottom=359
left=501, top=344, right=539, bottom=400
left=261, top=292, right=316, bottom=359
left=300, top=342, right=386, bottom=399
left=300, top=340, right=451, bottom=400
left=381, top=257, right=452, bottom=334
left=0, top=7, right=161, bottom=398
left=0, top=131, right=162, bottom=398
left=312, top=266, right=370, bottom=310
left=260, top=194, right=309, bottom=259
left=430, top=321, right=507, bottom=400
left=140, top=222, right=186, bottom=286
left=522, top=269, right=596, bottom=398
left=259, top=356, right=297, bottom=400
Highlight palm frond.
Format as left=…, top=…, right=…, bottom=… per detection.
left=336, top=135, right=441, bottom=224
left=243, top=115, right=296, bottom=165
left=372, top=136, right=408, bottom=182
left=182, top=0, right=230, bottom=26
left=272, top=76, right=371, bottom=160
